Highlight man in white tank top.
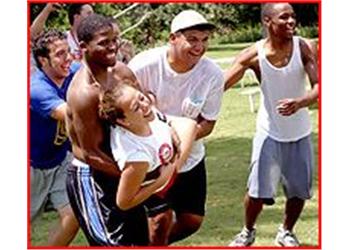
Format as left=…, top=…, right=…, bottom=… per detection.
left=225, top=3, right=319, bottom=247
left=128, top=10, right=224, bottom=245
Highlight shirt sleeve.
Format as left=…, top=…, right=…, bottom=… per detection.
left=200, top=70, right=225, bottom=121
left=30, top=80, right=64, bottom=118
left=110, top=127, right=151, bottom=171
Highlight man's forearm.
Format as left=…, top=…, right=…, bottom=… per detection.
left=298, top=83, right=319, bottom=108
left=84, top=151, right=121, bottom=177
left=195, top=119, right=215, bottom=140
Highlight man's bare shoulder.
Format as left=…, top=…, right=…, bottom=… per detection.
left=107, top=61, right=139, bottom=89
left=235, top=44, right=259, bottom=68
left=298, top=37, right=317, bottom=64
left=67, top=66, right=100, bottom=113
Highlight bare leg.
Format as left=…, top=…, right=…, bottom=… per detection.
left=244, top=193, right=264, bottom=230
left=169, top=213, right=203, bottom=244
left=148, top=209, right=173, bottom=246
left=283, top=197, right=305, bottom=231
left=48, top=205, right=79, bottom=246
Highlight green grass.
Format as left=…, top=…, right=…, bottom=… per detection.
left=206, top=42, right=253, bottom=59
left=30, top=48, right=319, bottom=247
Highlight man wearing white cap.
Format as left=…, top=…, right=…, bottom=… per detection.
left=129, top=9, right=224, bottom=245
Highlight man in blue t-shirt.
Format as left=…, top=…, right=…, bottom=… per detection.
left=30, top=29, right=80, bottom=246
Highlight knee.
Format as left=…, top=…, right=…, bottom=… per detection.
left=59, top=205, right=79, bottom=232
left=149, top=210, right=173, bottom=245
left=178, top=214, right=203, bottom=235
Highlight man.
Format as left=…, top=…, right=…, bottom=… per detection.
left=225, top=3, right=319, bottom=247
left=128, top=9, right=224, bottom=245
left=66, top=3, right=94, bottom=60
left=30, top=29, right=80, bottom=246
left=65, top=14, right=144, bottom=246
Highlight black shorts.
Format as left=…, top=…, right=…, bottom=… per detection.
left=66, top=163, right=149, bottom=246
left=145, top=158, right=207, bottom=217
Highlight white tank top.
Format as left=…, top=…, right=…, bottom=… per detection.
left=256, top=36, right=311, bottom=142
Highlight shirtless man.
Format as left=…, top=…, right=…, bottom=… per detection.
left=65, top=14, right=140, bottom=246
left=225, top=3, right=318, bottom=247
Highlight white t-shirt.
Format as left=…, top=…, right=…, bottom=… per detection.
left=66, top=30, right=82, bottom=60
left=128, top=46, right=224, bottom=172
left=256, top=36, right=312, bottom=142
left=110, top=109, right=174, bottom=178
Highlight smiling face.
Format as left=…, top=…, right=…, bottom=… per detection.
left=118, top=85, right=154, bottom=127
left=169, top=28, right=211, bottom=71
left=84, top=26, right=121, bottom=67
left=40, top=38, right=73, bottom=81
left=100, top=84, right=155, bottom=130
left=264, top=3, right=296, bottom=40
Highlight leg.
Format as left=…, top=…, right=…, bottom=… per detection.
left=148, top=209, right=173, bottom=245
left=166, top=159, right=207, bottom=244
left=244, top=193, right=264, bottom=230
left=48, top=204, right=79, bottom=246
left=169, top=212, right=203, bottom=244
left=283, top=197, right=305, bottom=231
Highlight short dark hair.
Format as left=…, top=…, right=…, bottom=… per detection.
left=68, top=4, right=88, bottom=26
left=99, top=84, right=128, bottom=126
left=32, top=29, right=66, bottom=69
left=261, top=3, right=293, bottom=21
left=77, top=13, right=113, bottom=43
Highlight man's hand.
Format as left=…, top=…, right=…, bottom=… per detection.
left=169, top=125, right=181, bottom=164
left=276, top=98, right=301, bottom=116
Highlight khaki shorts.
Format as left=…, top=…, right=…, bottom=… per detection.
left=30, top=152, right=72, bottom=222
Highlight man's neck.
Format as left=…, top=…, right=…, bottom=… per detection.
left=42, top=69, right=65, bottom=87
left=267, top=35, right=293, bottom=50
left=85, top=59, right=108, bottom=88
left=167, top=49, right=193, bottom=73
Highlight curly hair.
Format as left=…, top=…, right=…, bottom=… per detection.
left=32, top=29, right=66, bottom=69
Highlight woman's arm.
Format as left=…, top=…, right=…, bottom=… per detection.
left=116, top=161, right=175, bottom=210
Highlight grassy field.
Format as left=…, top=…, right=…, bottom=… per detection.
left=30, top=46, right=319, bottom=247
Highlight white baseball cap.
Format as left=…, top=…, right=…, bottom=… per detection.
left=170, top=10, right=215, bottom=33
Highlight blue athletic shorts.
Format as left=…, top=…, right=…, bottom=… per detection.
left=66, top=159, right=149, bottom=246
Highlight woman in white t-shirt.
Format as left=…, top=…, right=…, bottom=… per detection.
left=99, top=83, right=197, bottom=211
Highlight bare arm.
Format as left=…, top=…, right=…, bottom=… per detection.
left=30, top=3, right=61, bottom=41
left=224, top=45, right=258, bottom=91
left=70, top=95, right=121, bottom=177
left=167, top=116, right=197, bottom=171
left=195, top=116, right=216, bottom=140
left=51, top=102, right=66, bottom=121
left=277, top=39, right=319, bottom=116
left=117, top=161, right=175, bottom=210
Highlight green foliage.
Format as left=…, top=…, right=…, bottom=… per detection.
left=29, top=3, right=319, bottom=49
left=213, top=23, right=263, bottom=44
left=296, top=25, right=319, bottom=38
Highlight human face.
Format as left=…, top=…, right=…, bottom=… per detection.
left=171, top=29, right=210, bottom=70
left=85, top=26, right=121, bottom=67
left=75, top=4, right=94, bottom=27
left=118, top=86, right=154, bottom=127
left=42, top=39, right=72, bottom=80
left=268, top=4, right=296, bottom=39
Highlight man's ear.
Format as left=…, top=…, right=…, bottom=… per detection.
left=38, top=55, right=49, bottom=68
left=169, top=33, right=177, bottom=45
left=79, top=41, right=87, bottom=52
left=262, top=16, right=271, bottom=27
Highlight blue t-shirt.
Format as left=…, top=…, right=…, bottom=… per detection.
left=30, top=63, right=80, bottom=169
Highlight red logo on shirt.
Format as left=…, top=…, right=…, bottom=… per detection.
left=158, top=143, right=173, bottom=165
